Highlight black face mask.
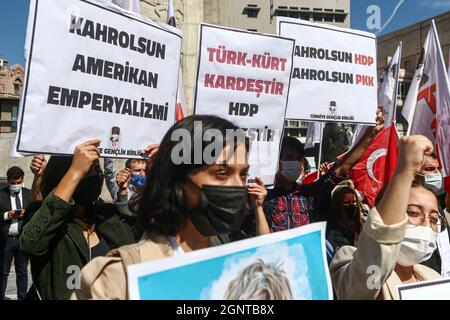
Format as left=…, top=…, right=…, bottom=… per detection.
left=72, top=175, right=103, bottom=206
left=343, top=205, right=359, bottom=220
left=187, top=182, right=248, bottom=237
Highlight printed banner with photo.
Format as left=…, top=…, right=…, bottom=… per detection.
left=128, top=222, right=332, bottom=300
left=277, top=17, right=377, bottom=125
left=193, top=24, right=295, bottom=184
left=14, top=0, right=182, bottom=158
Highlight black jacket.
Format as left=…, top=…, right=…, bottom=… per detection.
left=0, top=186, right=31, bottom=250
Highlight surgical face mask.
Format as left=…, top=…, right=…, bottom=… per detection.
left=130, top=174, right=146, bottom=188
left=188, top=182, right=248, bottom=237
left=280, top=160, right=301, bottom=183
left=9, top=184, right=22, bottom=194
left=397, top=225, right=438, bottom=267
left=424, top=172, right=444, bottom=195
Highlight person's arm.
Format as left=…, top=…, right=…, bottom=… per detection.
left=30, top=155, right=47, bottom=201
left=103, top=157, right=119, bottom=202
left=330, top=135, right=434, bottom=300
left=298, top=109, right=384, bottom=200
left=2, top=210, right=19, bottom=223
left=334, top=108, right=384, bottom=176
left=248, top=177, right=270, bottom=236
left=20, top=140, right=101, bottom=257
left=115, top=168, right=131, bottom=201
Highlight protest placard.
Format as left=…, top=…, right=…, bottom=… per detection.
left=193, top=24, right=294, bottom=184
left=398, top=278, right=450, bottom=300
left=127, top=222, right=332, bottom=300
left=14, top=0, right=182, bottom=158
left=277, top=17, right=377, bottom=125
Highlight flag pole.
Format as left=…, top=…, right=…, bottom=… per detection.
left=317, top=122, right=325, bottom=180
left=392, top=41, right=402, bottom=126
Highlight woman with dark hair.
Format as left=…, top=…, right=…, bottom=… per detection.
left=72, top=115, right=270, bottom=300
left=326, top=182, right=365, bottom=250
left=19, top=140, right=137, bottom=300
left=330, top=135, right=447, bottom=300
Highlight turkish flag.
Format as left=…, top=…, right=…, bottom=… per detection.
left=349, top=124, right=398, bottom=207
left=302, top=162, right=335, bottom=185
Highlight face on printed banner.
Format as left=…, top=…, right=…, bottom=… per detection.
left=194, top=24, right=294, bottom=184
left=15, top=0, right=182, bottom=158
left=277, top=17, right=377, bottom=125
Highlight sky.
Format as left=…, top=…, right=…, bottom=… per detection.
left=351, top=0, right=450, bottom=35
left=2, top=0, right=450, bottom=66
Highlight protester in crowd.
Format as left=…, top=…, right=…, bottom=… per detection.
left=264, top=108, right=384, bottom=232
left=72, top=115, right=270, bottom=300
left=326, top=181, right=365, bottom=250
left=417, top=153, right=446, bottom=205
left=103, top=144, right=158, bottom=203
left=113, top=144, right=159, bottom=217
left=330, top=135, right=446, bottom=300
left=30, top=155, right=47, bottom=202
left=19, top=140, right=137, bottom=300
left=413, top=154, right=450, bottom=278
left=321, top=123, right=349, bottom=163
left=0, top=166, right=30, bottom=300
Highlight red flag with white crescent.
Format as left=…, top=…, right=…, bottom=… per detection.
left=349, top=124, right=399, bottom=207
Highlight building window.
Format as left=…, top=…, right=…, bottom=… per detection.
left=334, top=14, right=345, bottom=23
left=243, top=5, right=260, bottom=18
left=313, top=13, right=323, bottom=21
left=324, top=13, right=334, bottom=22
left=12, top=105, right=18, bottom=121
left=300, top=12, right=310, bottom=20
left=274, top=9, right=288, bottom=17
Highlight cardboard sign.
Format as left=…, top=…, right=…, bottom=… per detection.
left=14, top=0, right=182, bottom=158
left=193, top=24, right=294, bottom=184
left=277, top=17, right=377, bottom=125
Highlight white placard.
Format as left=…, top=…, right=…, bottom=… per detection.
left=277, top=17, right=377, bottom=125
left=193, top=24, right=295, bottom=184
left=15, top=0, right=182, bottom=158
left=398, top=278, right=450, bottom=300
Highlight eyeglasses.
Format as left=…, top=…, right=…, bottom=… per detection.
left=407, top=211, right=447, bottom=233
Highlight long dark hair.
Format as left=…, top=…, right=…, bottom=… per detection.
left=40, top=156, right=73, bottom=199
left=130, top=115, right=249, bottom=236
left=332, top=186, right=364, bottom=234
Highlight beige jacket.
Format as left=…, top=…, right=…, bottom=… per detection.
left=71, top=235, right=173, bottom=300
left=330, top=207, right=441, bottom=300
left=71, top=235, right=222, bottom=300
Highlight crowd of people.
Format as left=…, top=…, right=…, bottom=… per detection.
left=0, top=110, right=449, bottom=300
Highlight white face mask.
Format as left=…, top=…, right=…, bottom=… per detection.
left=9, top=184, right=22, bottom=194
left=280, top=160, right=301, bottom=183
left=397, top=225, right=438, bottom=267
left=424, top=172, right=444, bottom=195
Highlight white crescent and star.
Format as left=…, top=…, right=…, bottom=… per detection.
left=367, top=148, right=387, bottom=184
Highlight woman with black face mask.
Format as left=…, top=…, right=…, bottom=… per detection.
left=326, top=182, right=365, bottom=250
left=71, top=115, right=270, bottom=300
left=19, top=140, right=137, bottom=300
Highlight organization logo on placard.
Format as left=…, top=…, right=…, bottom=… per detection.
left=329, top=101, right=337, bottom=116
left=109, top=126, right=121, bottom=149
